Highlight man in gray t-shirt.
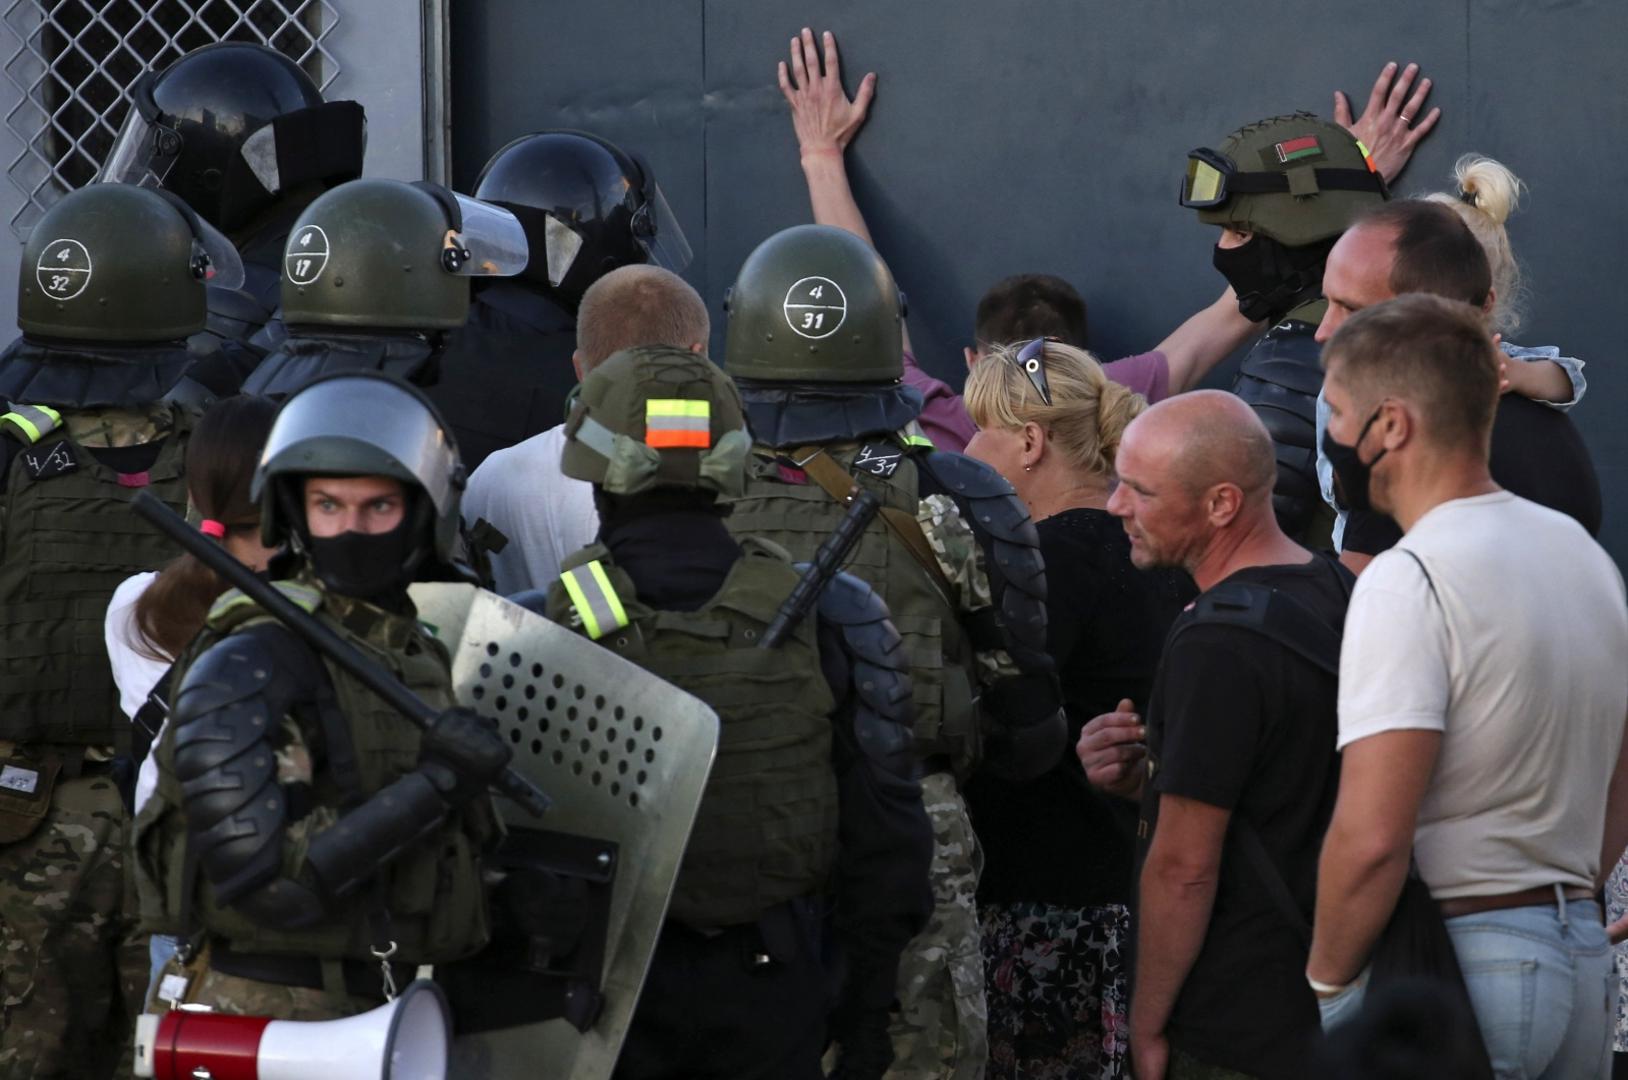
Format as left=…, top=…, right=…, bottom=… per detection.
left=1308, top=294, right=1628, bottom=1078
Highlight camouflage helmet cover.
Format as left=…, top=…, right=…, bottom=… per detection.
left=561, top=345, right=750, bottom=496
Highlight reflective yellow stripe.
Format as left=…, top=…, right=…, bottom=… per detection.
left=0, top=404, right=62, bottom=445
left=645, top=399, right=710, bottom=420
left=902, top=434, right=933, bottom=447
left=560, top=560, right=629, bottom=640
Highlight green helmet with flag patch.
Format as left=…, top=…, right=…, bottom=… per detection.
left=561, top=345, right=751, bottom=496
left=1185, top=112, right=1388, bottom=248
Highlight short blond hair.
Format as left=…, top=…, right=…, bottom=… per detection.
left=965, top=340, right=1145, bottom=478
left=575, top=265, right=710, bottom=371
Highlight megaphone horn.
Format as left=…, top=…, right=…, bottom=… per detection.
left=133, top=978, right=451, bottom=1080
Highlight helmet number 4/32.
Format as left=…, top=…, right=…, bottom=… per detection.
left=35, top=238, right=92, bottom=301
left=783, top=276, right=847, bottom=340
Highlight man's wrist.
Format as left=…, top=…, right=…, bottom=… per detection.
left=800, top=144, right=845, bottom=164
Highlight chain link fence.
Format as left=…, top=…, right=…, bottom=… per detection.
left=0, top=0, right=340, bottom=236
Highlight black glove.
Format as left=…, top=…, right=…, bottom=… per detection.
left=418, top=706, right=513, bottom=805
left=980, top=706, right=1067, bottom=782
left=827, top=1003, right=893, bottom=1080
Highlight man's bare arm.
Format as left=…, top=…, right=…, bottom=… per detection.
left=1155, top=287, right=1262, bottom=394
left=1132, top=795, right=1229, bottom=1043
left=1308, top=729, right=1442, bottom=986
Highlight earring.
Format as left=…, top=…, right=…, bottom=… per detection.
left=1024, top=464, right=1032, bottom=472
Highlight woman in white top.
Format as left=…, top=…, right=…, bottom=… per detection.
left=104, top=394, right=278, bottom=983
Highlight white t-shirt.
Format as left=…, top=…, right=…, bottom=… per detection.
left=103, top=571, right=171, bottom=814
left=461, top=424, right=599, bottom=596
left=1338, top=491, right=1628, bottom=899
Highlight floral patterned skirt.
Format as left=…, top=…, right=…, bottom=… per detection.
left=981, top=899, right=1130, bottom=1080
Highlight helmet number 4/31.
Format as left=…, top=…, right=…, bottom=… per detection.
left=783, top=276, right=847, bottom=340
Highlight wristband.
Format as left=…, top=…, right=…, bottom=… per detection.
left=1306, top=974, right=1351, bottom=996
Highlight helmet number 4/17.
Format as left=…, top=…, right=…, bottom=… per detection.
left=284, top=226, right=331, bottom=286
left=783, top=276, right=847, bottom=340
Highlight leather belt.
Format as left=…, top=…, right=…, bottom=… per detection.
left=1438, top=884, right=1594, bottom=919
left=209, top=941, right=415, bottom=999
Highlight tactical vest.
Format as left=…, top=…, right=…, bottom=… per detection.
left=725, top=432, right=980, bottom=774
left=132, top=577, right=493, bottom=964
left=1231, top=298, right=1329, bottom=543
left=0, top=404, right=191, bottom=745
left=547, top=542, right=838, bottom=930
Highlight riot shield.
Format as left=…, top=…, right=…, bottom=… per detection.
left=410, top=583, right=718, bottom=1080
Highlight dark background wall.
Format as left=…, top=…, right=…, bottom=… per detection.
left=451, top=0, right=1628, bottom=566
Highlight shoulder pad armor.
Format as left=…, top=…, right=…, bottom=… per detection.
left=171, top=623, right=320, bottom=906
left=1233, top=322, right=1324, bottom=537
left=816, top=570, right=914, bottom=779
left=917, top=449, right=1020, bottom=502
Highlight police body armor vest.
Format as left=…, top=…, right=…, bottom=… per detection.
left=1231, top=298, right=1327, bottom=541
left=726, top=434, right=980, bottom=774
left=0, top=404, right=190, bottom=745
left=135, top=578, right=491, bottom=963
left=547, top=541, right=838, bottom=930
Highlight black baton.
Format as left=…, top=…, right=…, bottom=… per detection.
left=132, top=491, right=551, bottom=818
left=761, top=488, right=882, bottom=650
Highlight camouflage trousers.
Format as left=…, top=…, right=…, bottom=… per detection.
left=888, top=772, right=986, bottom=1080
left=0, top=772, right=128, bottom=1079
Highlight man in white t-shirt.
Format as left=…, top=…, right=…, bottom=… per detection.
left=1307, top=293, right=1628, bottom=1077
left=461, top=264, right=712, bottom=594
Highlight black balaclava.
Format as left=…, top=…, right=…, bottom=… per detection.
left=1213, top=234, right=1337, bottom=324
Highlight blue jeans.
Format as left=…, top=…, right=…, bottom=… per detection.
left=1318, top=892, right=1611, bottom=1079
left=1448, top=895, right=1612, bottom=1079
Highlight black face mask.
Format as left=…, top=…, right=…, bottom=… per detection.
left=306, top=515, right=419, bottom=600
left=1321, top=405, right=1388, bottom=513
left=1212, top=235, right=1333, bottom=324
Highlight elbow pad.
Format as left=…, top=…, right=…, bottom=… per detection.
left=979, top=672, right=1066, bottom=782
left=304, top=770, right=452, bottom=900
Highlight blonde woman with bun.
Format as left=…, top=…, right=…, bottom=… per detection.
left=1425, top=153, right=1586, bottom=408
left=961, top=339, right=1193, bottom=1080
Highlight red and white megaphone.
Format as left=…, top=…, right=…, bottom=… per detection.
left=133, top=978, right=450, bottom=1080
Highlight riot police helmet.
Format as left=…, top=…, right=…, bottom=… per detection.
left=18, top=182, right=244, bottom=342
left=281, top=179, right=527, bottom=332
left=723, top=224, right=905, bottom=384
left=255, top=372, right=464, bottom=594
left=561, top=345, right=750, bottom=497
left=100, top=42, right=365, bottom=236
left=474, top=130, right=692, bottom=312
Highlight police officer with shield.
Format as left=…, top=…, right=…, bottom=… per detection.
left=243, top=179, right=527, bottom=397
left=0, top=182, right=240, bottom=1077
left=533, top=345, right=932, bottom=1079
left=100, top=41, right=367, bottom=382
left=132, top=372, right=511, bottom=1022
left=432, top=131, right=693, bottom=470
left=719, top=224, right=1064, bottom=1078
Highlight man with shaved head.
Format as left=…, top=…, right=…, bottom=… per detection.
left=462, top=264, right=712, bottom=594
left=1078, top=390, right=1354, bottom=1079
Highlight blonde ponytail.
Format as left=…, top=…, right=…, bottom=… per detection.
left=1424, top=153, right=1528, bottom=335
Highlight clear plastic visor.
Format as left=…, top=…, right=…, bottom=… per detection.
left=444, top=194, right=528, bottom=277
left=191, top=214, right=246, bottom=291
left=98, top=107, right=181, bottom=188
left=630, top=181, right=692, bottom=273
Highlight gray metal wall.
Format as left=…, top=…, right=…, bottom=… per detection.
left=452, top=0, right=1628, bottom=565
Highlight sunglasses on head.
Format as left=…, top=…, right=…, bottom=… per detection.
left=1010, top=337, right=1055, bottom=406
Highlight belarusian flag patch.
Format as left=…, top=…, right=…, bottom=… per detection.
left=1274, top=136, right=1323, bottom=163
